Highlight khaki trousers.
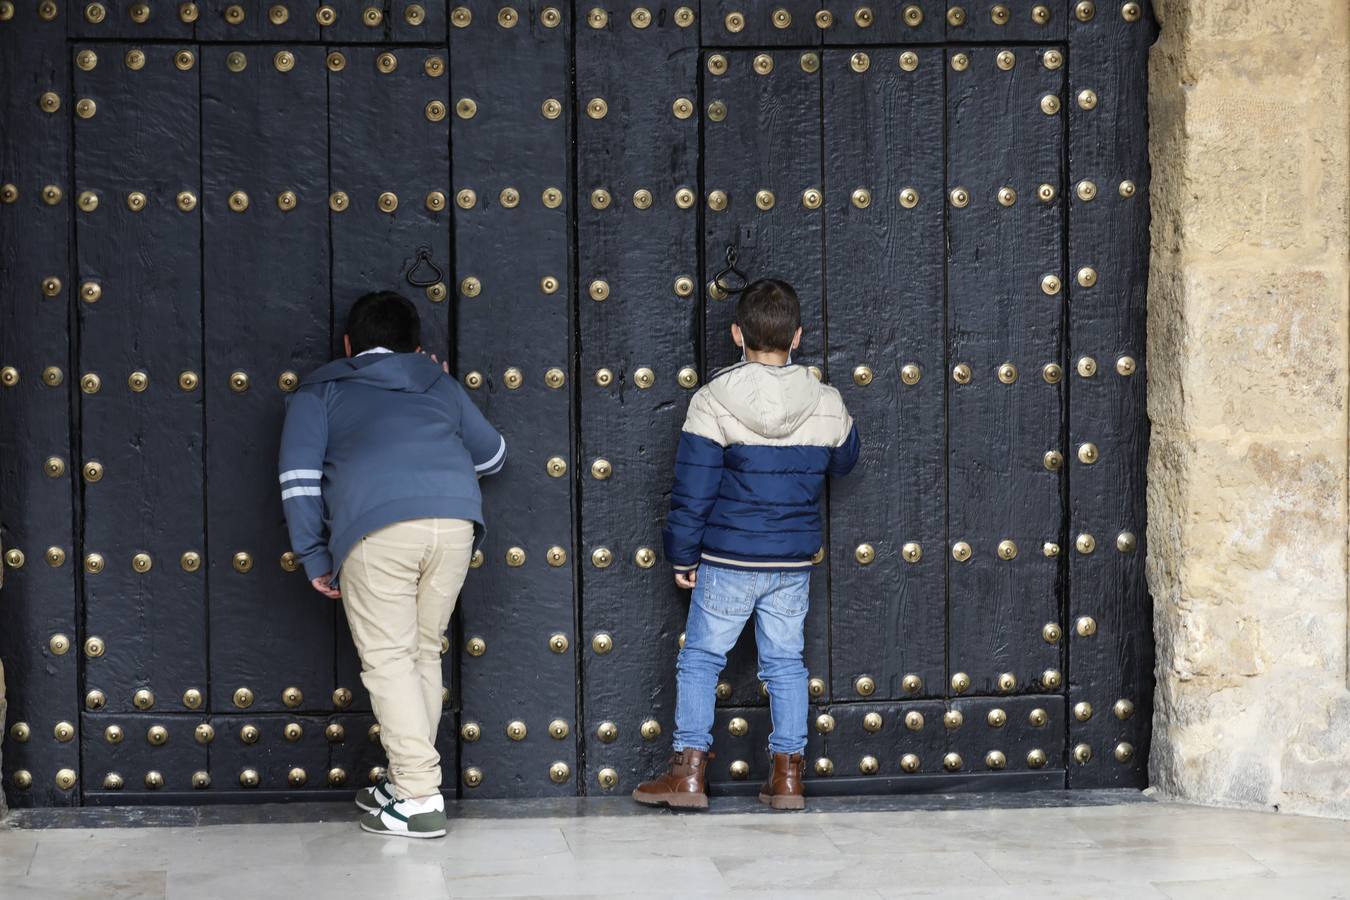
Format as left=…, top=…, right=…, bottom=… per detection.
left=339, top=517, right=474, bottom=799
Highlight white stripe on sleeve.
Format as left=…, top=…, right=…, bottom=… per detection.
left=281, top=485, right=322, bottom=500
left=475, top=436, right=507, bottom=473
left=279, top=469, right=323, bottom=484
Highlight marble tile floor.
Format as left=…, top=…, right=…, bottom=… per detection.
left=3, top=794, right=1349, bottom=899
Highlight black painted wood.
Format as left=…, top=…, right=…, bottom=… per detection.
left=821, top=0, right=944, bottom=43
left=700, top=1, right=823, bottom=47
left=450, top=0, right=577, bottom=799
left=948, top=0, right=1068, bottom=42
left=946, top=45, right=1064, bottom=698
left=1065, top=0, right=1156, bottom=789
left=0, top=13, right=79, bottom=809
left=81, top=713, right=210, bottom=795
left=328, top=43, right=453, bottom=712
left=66, top=0, right=196, bottom=39
left=194, top=0, right=324, bottom=42
left=574, top=6, right=700, bottom=797
left=706, top=704, right=827, bottom=786
left=74, top=44, right=207, bottom=718
left=0, top=4, right=1155, bottom=808
left=321, top=0, right=447, bottom=43
left=205, top=714, right=333, bottom=792
left=201, top=44, right=333, bottom=714
left=328, top=45, right=451, bottom=359
left=701, top=47, right=829, bottom=708
left=821, top=701, right=947, bottom=775
left=703, top=48, right=824, bottom=374
left=948, top=694, right=1067, bottom=775
left=824, top=47, right=946, bottom=704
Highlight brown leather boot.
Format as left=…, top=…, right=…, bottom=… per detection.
left=758, top=752, right=805, bottom=810
left=632, top=748, right=712, bottom=809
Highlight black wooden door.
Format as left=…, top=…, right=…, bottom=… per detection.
left=0, top=1, right=1155, bottom=807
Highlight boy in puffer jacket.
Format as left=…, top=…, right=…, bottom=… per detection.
left=633, top=279, right=860, bottom=812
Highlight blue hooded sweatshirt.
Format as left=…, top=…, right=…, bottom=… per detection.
left=278, top=351, right=505, bottom=582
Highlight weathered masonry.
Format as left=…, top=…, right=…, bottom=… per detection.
left=0, top=0, right=1155, bottom=806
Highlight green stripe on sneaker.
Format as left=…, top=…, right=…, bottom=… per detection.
left=383, top=804, right=410, bottom=823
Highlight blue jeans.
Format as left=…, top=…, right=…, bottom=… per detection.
left=673, top=563, right=810, bottom=756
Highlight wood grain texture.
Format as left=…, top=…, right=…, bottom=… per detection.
left=66, top=0, right=196, bottom=39
left=703, top=48, right=824, bottom=373
left=948, top=694, right=1067, bottom=775
left=822, top=0, right=945, bottom=43
left=825, top=47, right=946, bottom=703
left=822, top=701, right=947, bottom=776
left=74, top=44, right=207, bottom=717
left=1065, top=0, right=1155, bottom=789
left=0, top=14, right=79, bottom=809
left=328, top=44, right=453, bottom=711
left=575, top=10, right=700, bottom=795
left=701, top=0, right=823, bottom=47
left=193, top=0, right=325, bottom=42
left=701, top=48, right=830, bottom=708
left=451, top=0, right=577, bottom=799
left=0, top=2, right=1153, bottom=805
left=80, top=714, right=210, bottom=796
left=201, top=44, right=334, bottom=715
left=948, top=0, right=1068, bottom=42
left=946, top=45, right=1065, bottom=697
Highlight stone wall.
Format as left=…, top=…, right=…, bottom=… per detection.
left=1147, top=0, right=1350, bottom=815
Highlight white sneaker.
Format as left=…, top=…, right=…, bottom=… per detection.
left=359, top=793, right=447, bottom=839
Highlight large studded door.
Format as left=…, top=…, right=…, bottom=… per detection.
left=2, top=2, right=1156, bottom=807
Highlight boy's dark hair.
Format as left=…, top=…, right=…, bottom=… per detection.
left=346, top=291, right=421, bottom=355
left=735, top=279, right=801, bottom=352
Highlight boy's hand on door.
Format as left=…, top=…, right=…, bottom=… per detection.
left=674, top=569, right=698, bottom=590
left=311, top=573, right=341, bottom=599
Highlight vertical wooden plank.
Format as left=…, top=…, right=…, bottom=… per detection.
left=74, top=45, right=207, bottom=733
left=945, top=45, right=1065, bottom=698
left=328, top=43, right=452, bottom=712
left=202, top=44, right=332, bottom=716
left=575, top=4, right=700, bottom=795
left=825, top=46, right=945, bottom=704
left=702, top=49, right=824, bottom=374
left=701, top=47, right=827, bottom=707
left=451, top=0, right=575, bottom=798
left=1066, top=0, right=1156, bottom=788
left=0, top=5, right=79, bottom=809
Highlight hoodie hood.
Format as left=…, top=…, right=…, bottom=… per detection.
left=707, top=362, right=822, bottom=439
left=303, top=352, right=443, bottom=393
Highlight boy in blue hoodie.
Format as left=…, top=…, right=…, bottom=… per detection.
left=633, top=279, right=860, bottom=811
left=279, top=291, right=505, bottom=838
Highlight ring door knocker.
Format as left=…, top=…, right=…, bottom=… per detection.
left=406, top=246, right=444, bottom=288
left=712, top=243, right=749, bottom=297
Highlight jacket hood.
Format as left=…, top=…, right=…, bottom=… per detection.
left=707, top=362, right=822, bottom=439
left=303, top=352, right=443, bottom=393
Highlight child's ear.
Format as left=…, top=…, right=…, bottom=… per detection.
left=792, top=326, right=803, bottom=350
left=730, top=322, right=743, bottom=348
